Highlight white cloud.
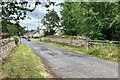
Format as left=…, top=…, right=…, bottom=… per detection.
left=19, top=1, right=63, bottom=30
left=19, top=16, right=43, bottom=30
left=49, top=0, right=64, bottom=3
left=34, top=5, right=47, bottom=15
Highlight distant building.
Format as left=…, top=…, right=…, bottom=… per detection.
left=26, top=28, right=45, bottom=38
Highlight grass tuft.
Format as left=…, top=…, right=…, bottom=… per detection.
left=2, top=45, right=51, bottom=78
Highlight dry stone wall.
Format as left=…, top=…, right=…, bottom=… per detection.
left=0, top=38, right=16, bottom=64
left=41, top=37, right=88, bottom=47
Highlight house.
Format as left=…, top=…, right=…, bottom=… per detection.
left=25, top=28, right=45, bottom=38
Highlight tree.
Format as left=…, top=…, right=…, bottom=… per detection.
left=0, top=1, right=55, bottom=36
left=1, top=1, right=41, bottom=22
left=60, top=2, right=120, bottom=40
left=2, top=21, right=26, bottom=36
left=41, top=9, right=60, bottom=35
left=60, top=2, right=79, bottom=36
left=1, top=1, right=41, bottom=36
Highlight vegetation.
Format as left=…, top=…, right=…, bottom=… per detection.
left=13, top=36, right=19, bottom=45
left=41, top=9, right=60, bottom=35
left=1, top=1, right=40, bottom=36
left=34, top=39, right=119, bottom=62
left=1, top=1, right=40, bottom=22
left=2, top=21, right=27, bottom=36
left=41, top=2, right=120, bottom=40
left=59, top=2, right=120, bottom=40
left=1, top=1, right=55, bottom=36
left=2, top=45, right=51, bottom=78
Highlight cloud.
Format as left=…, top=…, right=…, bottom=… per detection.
left=49, top=0, right=64, bottom=3
left=19, top=0, right=63, bottom=30
left=19, top=16, right=43, bottom=30
left=19, top=3, right=46, bottom=30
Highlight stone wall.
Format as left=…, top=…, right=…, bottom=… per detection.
left=0, top=38, right=16, bottom=64
left=41, top=37, right=88, bottom=47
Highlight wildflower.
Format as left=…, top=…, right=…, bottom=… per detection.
left=109, top=42, right=113, bottom=44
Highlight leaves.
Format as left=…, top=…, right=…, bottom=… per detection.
left=1, top=1, right=41, bottom=22
left=41, top=9, right=60, bottom=35
left=60, top=2, right=120, bottom=40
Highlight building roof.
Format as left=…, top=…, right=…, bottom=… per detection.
left=26, top=28, right=45, bottom=36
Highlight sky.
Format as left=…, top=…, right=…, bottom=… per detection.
left=19, top=0, right=64, bottom=30
left=16, top=0, right=118, bottom=30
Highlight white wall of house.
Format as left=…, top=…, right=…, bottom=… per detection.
left=32, top=30, right=45, bottom=37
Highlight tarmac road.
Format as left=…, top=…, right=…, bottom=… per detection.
left=21, top=38, right=118, bottom=78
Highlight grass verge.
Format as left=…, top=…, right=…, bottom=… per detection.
left=34, top=39, right=119, bottom=62
left=2, top=44, right=51, bottom=78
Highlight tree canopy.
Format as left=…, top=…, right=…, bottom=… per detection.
left=60, top=2, right=120, bottom=40
left=1, top=1, right=40, bottom=22
left=1, top=1, right=41, bottom=36
left=41, top=9, right=60, bottom=35
left=1, top=1, right=53, bottom=36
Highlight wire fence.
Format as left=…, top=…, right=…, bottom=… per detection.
left=88, top=40, right=120, bottom=47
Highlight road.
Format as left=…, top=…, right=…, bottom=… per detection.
left=21, top=38, right=118, bottom=78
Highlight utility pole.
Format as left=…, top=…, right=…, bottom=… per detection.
left=27, top=26, right=28, bottom=31
left=27, top=26, right=29, bottom=41
left=35, top=14, right=41, bottom=41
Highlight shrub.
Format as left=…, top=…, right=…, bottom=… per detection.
left=44, top=29, right=55, bottom=35
left=13, top=36, right=19, bottom=45
left=87, top=45, right=119, bottom=61
left=33, top=36, right=39, bottom=39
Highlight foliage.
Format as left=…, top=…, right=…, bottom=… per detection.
left=0, top=1, right=54, bottom=35
left=32, top=36, right=40, bottom=39
left=1, top=1, right=39, bottom=35
left=41, top=8, right=60, bottom=35
left=42, top=9, right=60, bottom=29
left=60, top=2, right=120, bottom=40
left=13, top=36, right=19, bottom=45
left=1, top=1, right=41, bottom=22
left=2, top=45, right=51, bottom=78
left=44, top=29, right=56, bottom=35
left=2, top=21, right=26, bottom=36
left=87, top=45, right=119, bottom=62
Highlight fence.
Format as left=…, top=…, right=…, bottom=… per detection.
left=41, top=36, right=120, bottom=47
left=88, top=40, right=120, bottom=47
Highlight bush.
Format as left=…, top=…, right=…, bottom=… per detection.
left=13, top=36, right=19, bottom=45
left=87, top=45, right=119, bottom=62
left=44, top=29, right=55, bottom=35
left=33, top=36, right=40, bottom=39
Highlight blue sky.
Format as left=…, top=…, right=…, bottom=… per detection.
left=19, top=0, right=64, bottom=30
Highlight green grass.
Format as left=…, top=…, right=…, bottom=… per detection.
left=34, top=39, right=119, bottom=62
left=2, top=45, right=51, bottom=78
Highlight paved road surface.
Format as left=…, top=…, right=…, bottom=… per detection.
left=22, top=38, right=118, bottom=78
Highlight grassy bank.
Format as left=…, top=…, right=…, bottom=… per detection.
left=2, top=45, right=51, bottom=78
left=34, top=39, right=119, bottom=62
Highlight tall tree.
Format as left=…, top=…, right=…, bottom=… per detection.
left=1, top=1, right=41, bottom=36
left=0, top=1, right=55, bottom=36
left=1, top=1, right=41, bottom=22
left=41, top=9, right=60, bottom=35
left=60, top=2, right=120, bottom=40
